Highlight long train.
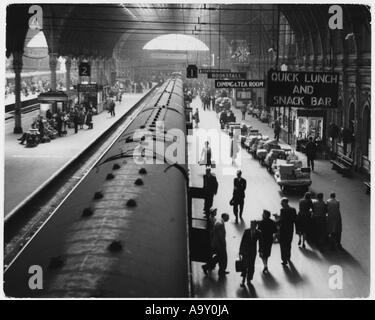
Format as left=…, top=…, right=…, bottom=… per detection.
left=4, top=75, right=191, bottom=297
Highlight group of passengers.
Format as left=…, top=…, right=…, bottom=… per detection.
left=201, top=167, right=343, bottom=287
left=18, top=103, right=95, bottom=147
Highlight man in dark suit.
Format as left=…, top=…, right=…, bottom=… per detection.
left=239, top=220, right=261, bottom=286
left=232, top=170, right=247, bottom=223
left=203, top=168, right=218, bottom=214
left=305, top=136, right=317, bottom=171
left=203, top=213, right=230, bottom=277
left=278, top=198, right=297, bottom=266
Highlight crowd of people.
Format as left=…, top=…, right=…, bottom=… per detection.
left=17, top=103, right=96, bottom=147
left=201, top=168, right=343, bottom=286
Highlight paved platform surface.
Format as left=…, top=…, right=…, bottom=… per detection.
left=188, top=97, right=370, bottom=298
left=4, top=92, right=149, bottom=217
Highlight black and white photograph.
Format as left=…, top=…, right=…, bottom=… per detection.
left=1, top=1, right=373, bottom=301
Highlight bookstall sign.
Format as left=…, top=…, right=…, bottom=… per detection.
left=266, top=70, right=339, bottom=109
left=208, top=72, right=246, bottom=79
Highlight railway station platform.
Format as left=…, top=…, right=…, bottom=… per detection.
left=4, top=91, right=150, bottom=218
left=188, top=97, right=370, bottom=298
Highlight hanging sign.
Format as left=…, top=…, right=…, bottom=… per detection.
left=215, top=80, right=265, bottom=89
left=199, top=68, right=231, bottom=74
left=79, top=62, right=91, bottom=77
left=77, top=84, right=98, bottom=92
left=266, top=70, right=339, bottom=109
left=208, top=72, right=246, bottom=79
left=187, top=65, right=198, bottom=78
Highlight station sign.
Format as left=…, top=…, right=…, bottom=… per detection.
left=199, top=68, right=231, bottom=74
left=77, top=83, right=98, bottom=92
left=266, top=70, right=339, bottom=109
left=215, top=80, right=265, bottom=89
left=79, top=62, right=91, bottom=77
left=187, top=64, right=198, bottom=78
left=208, top=72, right=247, bottom=79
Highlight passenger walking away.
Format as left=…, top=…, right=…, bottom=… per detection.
left=241, top=104, right=247, bottom=120
left=297, top=192, right=313, bottom=248
left=203, top=168, right=218, bottom=214
left=312, top=193, right=328, bottom=247
left=200, top=141, right=212, bottom=167
left=305, top=137, right=317, bottom=171
left=202, top=213, right=230, bottom=277
left=239, top=220, right=261, bottom=286
left=230, top=134, right=240, bottom=166
left=202, top=208, right=217, bottom=274
left=274, top=119, right=281, bottom=141
left=85, top=109, right=93, bottom=129
left=231, top=169, right=247, bottom=223
left=56, top=112, right=63, bottom=136
left=109, top=99, right=116, bottom=117
left=278, top=198, right=297, bottom=266
left=258, top=210, right=277, bottom=274
left=326, top=193, right=343, bottom=250
left=73, top=108, right=79, bottom=134
left=193, top=108, right=200, bottom=128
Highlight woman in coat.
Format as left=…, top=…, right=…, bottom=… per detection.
left=258, top=210, right=277, bottom=274
left=193, top=108, right=200, bottom=128
left=85, top=109, right=93, bottom=129
left=326, top=193, right=342, bottom=250
left=297, top=192, right=313, bottom=248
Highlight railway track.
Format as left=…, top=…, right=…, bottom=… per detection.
left=5, top=103, right=41, bottom=121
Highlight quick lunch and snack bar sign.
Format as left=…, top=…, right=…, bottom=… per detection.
left=266, top=70, right=339, bottom=109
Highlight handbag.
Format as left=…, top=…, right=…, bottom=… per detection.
left=235, top=258, right=244, bottom=273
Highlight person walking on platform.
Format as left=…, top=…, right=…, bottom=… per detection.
left=73, top=108, right=79, bottom=134
left=312, top=193, right=328, bottom=248
left=274, top=119, right=281, bottom=142
left=78, top=108, right=85, bottom=129
left=278, top=198, right=297, bottom=266
left=211, top=95, right=216, bottom=111
left=230, top=133, right=240, bottom=166
left=305, top=137, right=317, bottom=172
left=327, top=193, right=342, bottom=250
left=258, top=210, right=277, bottom=274
left=297, top=192, right=313, bottom=248
left=231, top=169, right=247, bottom=223
left=202, top=213, right=230, bottom=277
left=241, top=104, right=247, bottom=121
left=85, top=109, right=93, bottom=129
left=203, top=168, right=218, bottom=215
left=193, top=108, right=200, bottom=128
left=219, top=110, right=228, bottom=129
left=56, top=112, right=63, bottom=136
left=202, top=208, right=217, bottom=274
left=239, top=220, right=261, bottom=286
left=200, top=141, right=212, bottom=167
left=109, top=99, right=116, bottom=117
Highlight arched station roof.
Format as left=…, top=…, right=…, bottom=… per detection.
left=6, top=4, right=371, bottom=61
